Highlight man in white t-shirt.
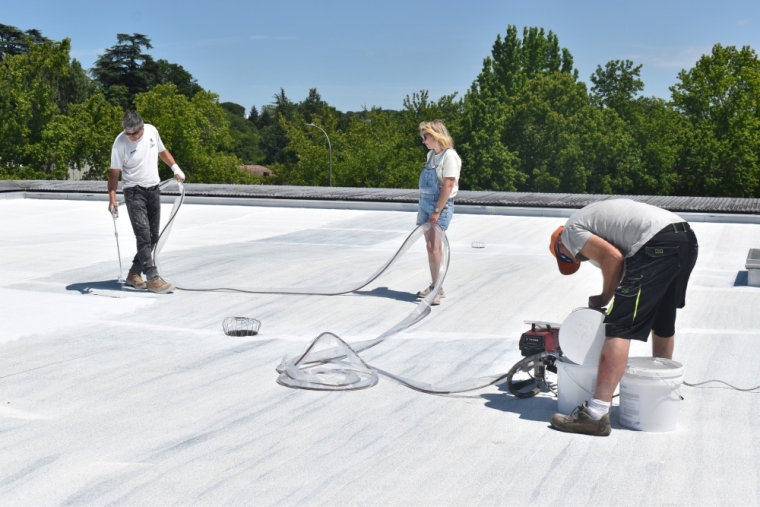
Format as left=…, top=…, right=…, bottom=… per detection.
left=108, top=112, right=185, bottom=294
left=547, top=199, right=698, bottom=436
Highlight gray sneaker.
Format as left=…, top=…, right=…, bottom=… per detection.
left=417, top=285, right=446, bottom=299
left=146, top=277, right=174, bottom=294
left=550, top=402, right=611, bottom=436
left=125, top=272, right=147, bottom=289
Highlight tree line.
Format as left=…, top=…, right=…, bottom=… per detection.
left=1, top=23, right=759, bottom=197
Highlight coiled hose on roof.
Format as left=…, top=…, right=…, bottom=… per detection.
left=151, top=180, right=513, bottom=394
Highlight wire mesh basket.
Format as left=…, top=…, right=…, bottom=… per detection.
left=222, top=317, right=261, bottom=336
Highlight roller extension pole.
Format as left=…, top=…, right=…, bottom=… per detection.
left=109, top=204, right=125, bottom=284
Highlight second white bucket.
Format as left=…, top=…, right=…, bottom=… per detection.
left=619, top=357, right=684, bottom=432
left=556, top=357, right=597, bottom=414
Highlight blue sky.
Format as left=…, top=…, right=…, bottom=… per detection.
left=5, top=1, right=760, bottom=113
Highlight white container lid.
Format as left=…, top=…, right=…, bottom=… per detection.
left=558, top=308, right=606, bottom=366
left=625, top=356, right=683, bottom=379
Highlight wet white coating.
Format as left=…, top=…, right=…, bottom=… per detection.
left=1, top=196, right=759, bottom=506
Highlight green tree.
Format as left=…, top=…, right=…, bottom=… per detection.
left=149, top=59, right=202, bottom=98
left=257, top=88, right=298, bottom=165
left=337, top=109, right=420, bottom=188
left=299, top=88, right=330, bottom=124
left=91, top=34, right=203, bottom=110
left=275, top=110, right=336, bottom=185
left=458, top=26, right=578, bottom=191
left=91, top=33, right=156, bottom=109
left=589, top=60, right=686, bottom=195
left=458, top=69, right=521, bottom=191
left=402, top=90, right=462, bottom=157
left=278, top=107, right=420, bottom=188
left=590, top=60, right=644, bottom=118
left=671, top=44, right=760, bottom=197
left=134, top=84, right=258, bottom=184
left=0, top=38, right=70, bottom=178
left=0, top=23, right=49, bottom=59
left=221, top=101, right=264, bottom=165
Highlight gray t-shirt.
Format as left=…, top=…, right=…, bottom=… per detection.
left=561, top=199, right=683, bottom=259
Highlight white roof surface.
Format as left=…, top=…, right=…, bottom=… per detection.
left=1, top=195, right=760, bottom=506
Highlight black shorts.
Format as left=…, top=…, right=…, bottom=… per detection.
left=604, top=223, right=698, bottom=341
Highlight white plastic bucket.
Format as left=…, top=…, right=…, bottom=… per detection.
left=619, top=357, right=684, bottom=432
left=556, top=357, right=598, bottom=414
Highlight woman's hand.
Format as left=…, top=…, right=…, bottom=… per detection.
left=429, top=211, right=440, bottom=224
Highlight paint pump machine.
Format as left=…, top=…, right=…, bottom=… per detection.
left=505, top=320, right=563, bottom=398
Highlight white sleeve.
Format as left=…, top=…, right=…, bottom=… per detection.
left=562, top=224, right=593, bottom=258
left=440, top=150, right=461, bottom=179
left=153, top=125, right=166, bottom=152
left=110, top=138, right=123, bottom=170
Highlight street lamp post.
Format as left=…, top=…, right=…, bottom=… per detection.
left=306, top=122, right=332, bottom=187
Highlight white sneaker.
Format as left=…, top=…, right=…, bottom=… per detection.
left=417, top=285, right=446, bottom=299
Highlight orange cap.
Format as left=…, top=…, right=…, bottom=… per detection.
left=550, top=226, right=580, bottom=275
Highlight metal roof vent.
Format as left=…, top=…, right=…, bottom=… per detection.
left=747, top=249, right=760, bottom=287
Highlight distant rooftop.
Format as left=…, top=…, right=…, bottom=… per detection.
left=3, top=180, right=760, bottom=215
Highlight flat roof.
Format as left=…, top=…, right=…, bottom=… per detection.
left=1, top=187, right=759, bottom=505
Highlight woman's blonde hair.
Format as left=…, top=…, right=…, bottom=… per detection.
left=419, top=120, right=454, bottom=150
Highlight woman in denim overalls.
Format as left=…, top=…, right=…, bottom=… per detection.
left=416, top=121, right=461, bottom=305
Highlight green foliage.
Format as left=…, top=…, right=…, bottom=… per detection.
left=458, top=71, right=522, bottom=191
left=70, top=94, right=128, bottom=179
left=134, top=84, right=259, bottom=184
left=277, top=108, right=420, bottom=188
left=671, top=44, right=760, bottom=197
left=221, top=102, right=265, bottom=165
left=402, top=90, right=462, bottom=148
left=336, top=110, right=420, bottom=188
left=2, top=25, right=760, bottom=199
left=0, top=23, right=49, bottom=59
left=91, top=33, right=156, bottom=110
left=221, top=102, right=246, bottom=117
left=590, top=60, right=644, bottom=117
left=91, top=34, right=203, bottom=110
left=257, top=89, right=298, bottom=165
left=0, top=37, right=71, bottom=178
left=458, top=25, right=578, bottom=191
left=56, top=59, right=98, bottom=114
left=149, top=59, right=202, bottom=98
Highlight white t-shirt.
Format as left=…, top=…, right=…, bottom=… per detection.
left=110, top=124, right=165, bottom=188
left=561, top=199, right=683, bottom=259
left=427, top=149, right=462, bottom=199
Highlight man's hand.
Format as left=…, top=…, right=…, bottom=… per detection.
left=171, top=163, right=185, bottom=182
left=588, top=294, right=609, bottom=310
left=108, top=201, right=118, bottom=217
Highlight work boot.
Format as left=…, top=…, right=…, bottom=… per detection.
left=550, top=402, right=611, bottom=436
left=146, top=276, right=174, bottom=294
left=125, top=272, right=147, bottom=289
left=417, top=285, right=446, bottom=299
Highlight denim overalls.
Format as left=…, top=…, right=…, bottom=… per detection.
left=416, top=150, right=454, bottom=230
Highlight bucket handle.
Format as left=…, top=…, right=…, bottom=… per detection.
left=656, top=374, right=684, bottom=401
left=563, top=367, right=595, bottom=397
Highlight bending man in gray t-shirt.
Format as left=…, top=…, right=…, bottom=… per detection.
left=548, top=199, right=699, bottom=436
